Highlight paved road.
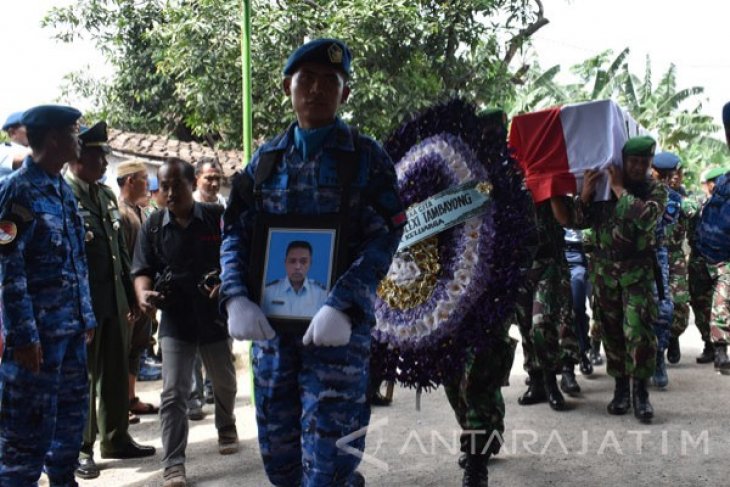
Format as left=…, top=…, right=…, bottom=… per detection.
left=48, top=324, right=728, bottom=486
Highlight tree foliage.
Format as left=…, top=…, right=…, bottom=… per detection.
left=44, top=0, right=549, bottom=148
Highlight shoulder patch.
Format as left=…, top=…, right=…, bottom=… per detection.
left=0, top=221, right=18, bottom=245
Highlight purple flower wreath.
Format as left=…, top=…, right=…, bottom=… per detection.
left=372, top=99, right=537, bottom=391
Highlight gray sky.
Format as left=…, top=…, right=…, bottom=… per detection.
left=2, top=0, right=727, bottom=132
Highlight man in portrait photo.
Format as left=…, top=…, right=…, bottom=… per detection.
left=261, top=240, right=328, bottom=318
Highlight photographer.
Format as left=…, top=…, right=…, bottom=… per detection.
left=132, top=158, right=238, bottom=487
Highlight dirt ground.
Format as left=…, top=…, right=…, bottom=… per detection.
left=41, top=323, right=729, bottom=487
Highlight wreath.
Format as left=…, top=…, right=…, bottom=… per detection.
left=372, top=99, right=536, bottom=391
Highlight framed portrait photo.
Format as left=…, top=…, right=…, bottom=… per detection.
left=248, top=215, right=346, bottom=329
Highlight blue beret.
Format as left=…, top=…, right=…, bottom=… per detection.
left=21, top=104, right=81, bottom=129
left=79, top=121, right=110, bottom=153
left=2, top=112, right=24, bottom=131
left=652, top=151, right=681, bottom=171
left=283, top=38, right=352, bottom=77
left=148, top=176, right=159, bottom=192
left=723, top=101, right=730, bottom=127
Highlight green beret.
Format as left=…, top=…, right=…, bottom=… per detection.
left=479, top=108, right=507, bottom=132
left=701, top=167, right=729, bottom=183
left=622, top=135, right=656, bottom=157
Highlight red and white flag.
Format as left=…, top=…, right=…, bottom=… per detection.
left=509, top=99, right=643, bottom=203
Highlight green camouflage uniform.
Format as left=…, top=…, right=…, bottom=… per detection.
left=709, top=262, right=730, bottom=344
left=517, top=200, right=568, bottom=374
left=558, top=260, right=581, bottom=364
left=667, top=197, right=699, bottom=339
left=571, top=182, right=667, bottom=379
left=687, top=196, right=713, bottom=341
left=443, top=321, right=517, bottom=455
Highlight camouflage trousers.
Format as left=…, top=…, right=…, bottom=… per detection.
left=709, top=261, right=730, bottom=344
left=591, top=265, right=657, bottom=380
left=516, top=258, right=564, bottom=373
left=668, top=248, right=690, bottom=339
left=252, top=324, right=371, bottom=487
left=559, top=257, right=582, bottom=362
left=443, top=329, right=517, bottom=456
left=654, top=247, right=674, bottom=352
left=0, top=332, right=89, bottom=486
left=688, top=252, right=713, bottom=342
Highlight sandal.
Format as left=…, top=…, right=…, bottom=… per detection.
left=129, top=396, right=159, bottom=415
left=128, top=411, right=140, bottom=424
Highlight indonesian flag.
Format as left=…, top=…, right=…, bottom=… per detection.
left=509, top=99, right=641, bottom=203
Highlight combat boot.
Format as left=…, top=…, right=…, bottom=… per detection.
left=543, top=370, right=567, bottom=411
left=632, top=378, right=654, bottom=424
left=696, top=340, right=714, bottom=364
left=651, top=350, right=668, bottom=389
left=517, top=372, right=546, bottom=405
left=579, top=351, right=594, bottom=375
left=715, top=343, right=730, bottom=374
left=461, top=453, right=488, bottom=487
left=559, top=363, right=581, bottom=395
left=589, top=339, right=604, bottom=366
left=667, top=336, right=681, bottom=364
left=606, top=376, right=631, bottom=415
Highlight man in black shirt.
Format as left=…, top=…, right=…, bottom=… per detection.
left=132, top=158, right=238, bottom=487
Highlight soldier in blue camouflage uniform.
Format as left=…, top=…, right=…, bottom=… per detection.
left=0, top=105, right=97, bottom=486
left=690, top=167, right=727, bottom=364
left=220, top=39, right=405, bottom=487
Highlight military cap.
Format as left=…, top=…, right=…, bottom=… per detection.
left=479, top=108, right=508, bottom=132
left=723, top=101, right=730, bottom=127
left=21, top=104, right=81, bottom=128
left=2, top=112, right=24, bottom=131
left=652, top=151, right=681, bottom=171
left=79, top=121, right=110, bottom=153
left=622, top=135, right=656, bottom=157
left=117, top=159, right=147, bottom=178
left=148, top=176, right=159, bottom=192
left=283, top=38, right=352, bottom=77
left=700, top=166, right=728, bottom=183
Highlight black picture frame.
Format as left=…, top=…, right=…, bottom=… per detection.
left=248, top=214, right=347, bottom=330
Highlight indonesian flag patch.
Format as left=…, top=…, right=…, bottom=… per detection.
left=0, top=221, right=18, bottom=245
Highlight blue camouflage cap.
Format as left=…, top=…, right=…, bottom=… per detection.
left=723, top=101, right=730, bottom=127
left=2, top=112, right=24, bottom=131
left=283, top=38, right=352, bottom=77
left=21, top=104, right=81, bottom=129
left=652, top=151, right=681, bottom=171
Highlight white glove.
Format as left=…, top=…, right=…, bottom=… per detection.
left=226, top=296, right=276, bottom=341
left=302, top=305, right=352, bottom=347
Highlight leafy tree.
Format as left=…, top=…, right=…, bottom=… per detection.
left=44, top=0, right=550, bottom=148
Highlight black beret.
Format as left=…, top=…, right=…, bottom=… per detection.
left=283, top=38, right=352, bottom=77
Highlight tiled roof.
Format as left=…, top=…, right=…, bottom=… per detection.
left=107, top=128, right=244, bottom=177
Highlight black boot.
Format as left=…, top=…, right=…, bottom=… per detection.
left=560, top=363, right=581, bottom=395
left=696, top=340, right=715, bottom=364
left=579, top=351, right=594, bottom=375
left=715, top=343, right=730, bottom=374
left=667, top=336, right=681, bottom=364
left=517, top=372, right=546, bottom=405
left=590, top=339, right=604, bottom=366
left=606, top=376, right=631, bottom=415
left=632, top=378, right=654, bottom=423
left=462, top=453, right=488, bottom=487
left=544, top=370, right=567, bottom=411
